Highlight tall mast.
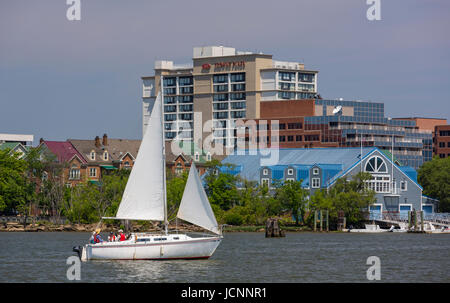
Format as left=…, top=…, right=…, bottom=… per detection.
left=161, top=76, right=168, bottom=235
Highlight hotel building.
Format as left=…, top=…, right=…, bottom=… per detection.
left=141, top=46, right=318, bottom=147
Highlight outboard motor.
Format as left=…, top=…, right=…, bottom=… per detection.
left=72, top=246, right=82, bottom=259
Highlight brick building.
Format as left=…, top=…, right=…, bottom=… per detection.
left=434, top=125, right=450, bottom=158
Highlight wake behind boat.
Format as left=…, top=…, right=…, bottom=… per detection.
left=73, top=91, right=222, bottom=261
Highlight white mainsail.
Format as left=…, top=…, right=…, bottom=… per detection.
left=115, top=93, right=165, bottom=221
left=177, top=163, right=220, bottom=235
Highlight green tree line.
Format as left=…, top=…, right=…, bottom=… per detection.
left=5, top=147, right=433, bottom=229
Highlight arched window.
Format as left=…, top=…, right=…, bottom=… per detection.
left=103, top=151, right=109, bottom=161
left=90, top=150, right=96, bottom=161
left=365, top=156, right=387, bottom=173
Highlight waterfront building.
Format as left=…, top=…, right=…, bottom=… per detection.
left=434, top=125, right=450, bottom=158
left=221, top=147, right=437, bottom=216
left=68, top=134, right=141, bottom=184
left=141, top=46, right=319, bottom=148
left=38, top=140, right=88, bottom=187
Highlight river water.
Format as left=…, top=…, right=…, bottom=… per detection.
left=0, top=232, right=449, bottom=283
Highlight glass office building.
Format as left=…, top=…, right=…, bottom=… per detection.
left=305, top=99, right=432, bottom=169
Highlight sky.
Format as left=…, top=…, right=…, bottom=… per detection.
left=1, top=0, right=449, bottom=145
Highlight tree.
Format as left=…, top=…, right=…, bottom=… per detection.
left=0, top=149, right=28, bottom=214
left=418, top=156, right=450, bottom=212
left=309, top=172, right=376, bottom=226
left=274, top=180, right=309, bottom=225
left=204, top=161, right=239, bottom=211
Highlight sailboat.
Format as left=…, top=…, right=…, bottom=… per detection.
left=73, top=93, right=222, bottom=261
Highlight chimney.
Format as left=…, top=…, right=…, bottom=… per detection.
left=95, top=136, right=101, bottom=148
left=102, top=134, right=108, bottom=146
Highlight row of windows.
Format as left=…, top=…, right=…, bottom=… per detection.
left=164, top=114, right=193, bottom=121
left=213, top=102, right=246, bottom=110
left=213, top=73, right=245, bottom=83
left=279, top=72, right=315, bottom=82
left=213, top=93, right=246, bottom=101
left=213, top=83, right=245, bottom=92
left=164, top=95, right=193, bottom=104
left=213, top=111, right=246, bottom=119
left=163, top=77, right=193, bottom=87
left=278, top=92, right=315, bottom=99
left=164, top=86, right=193, bottom=95
left=164, top=105, right=193, bottom=112
left=438, top=142, right=450, bottom=147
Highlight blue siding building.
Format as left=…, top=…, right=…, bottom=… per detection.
left=221, top=147, right=435, bottom=216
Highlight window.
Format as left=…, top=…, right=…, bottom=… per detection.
left=263, top=168, right=268, bottom=176
left=230, top=93, right=246, bottom=100
left=214, top=84, right=228, bottom=92
left=164, top=96, right=176, bottom=104
left=90, top=151, right=95, bottom=161
left=231, top=111, right=246, bottom=119
left=124, top=161, right=131, bottom=168
left=69, top=169, right=80, bottom=180
left=194, top=152, right=199, bottom=161
left=175, top=163, right=183, bottom=175
left=230, top=73, right=245, bottom=82
left=313, top=168, right=319, bottom=175
left=298, top=73, right=315, bottom=82
left=89, top=168, right=97, bottom=177
left=261, top=178, right=269, bottom=187
left=42, top=171, right=48, bottom=182
left=279, top=72, right=295, bottom=81
left=400, top=181, right=407, bottom=191
left=103, top=151, right=108, bottom=161
left=213, top=74, right=228, bottom=83
left=365, top=156, right=387, bottom=173
left=312, top=178, right=320, bottom=188
left=366, top=175, right=391, bottom=193
left=163, top=77, right=176, bottom=87
left=232, top=83, right=245, bottom=91
left=213, top=103, right=229, bottom=110
left=288, top=136, right=294, bottom=142
left=207, top=152, right=211, bottom=161
left=164, top=105, right=176, bottom=112
left=178, top=95, right=193, bottom=103
left=287, top=168, right=294, bottom=175
left=213, top=93, right=229, bottom=101
left=230, top=102, right=246, bottom=109
left=439, top=142, right=445, bottom=148
left=288, top=123, right=302, bottom=129
left=179, top=86, right=193, bottom=94
left=296, top=135, right=302, bottom=141
left=179, top=104, right=193, bottom=112
left=279, top=136, right=286, bottom=142
left=179, top=76, right=193, bottom=86
left=286, top=178, right=295, bottom=182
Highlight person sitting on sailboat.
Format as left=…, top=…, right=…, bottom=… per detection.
left=118, top=229, right=126, bottom=241
left=93, top=229, right=104, bottom=244
left=108, top=231, right=116, bottom=242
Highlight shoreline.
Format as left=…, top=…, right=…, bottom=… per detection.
left=0, top=222, right=317, bottom=233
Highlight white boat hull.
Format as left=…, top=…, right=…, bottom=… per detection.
left=80, top=233, right=222, bottom=261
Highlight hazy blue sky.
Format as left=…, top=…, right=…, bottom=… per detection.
left=1, top=0, right=449, bottom=145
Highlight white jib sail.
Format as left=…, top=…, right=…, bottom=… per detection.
left=177, top=163, right=220, bottom=235
left=115, top=93, right=165, bottom=221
